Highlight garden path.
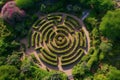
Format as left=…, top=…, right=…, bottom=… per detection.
left=20, top=13, right=90, bottom=80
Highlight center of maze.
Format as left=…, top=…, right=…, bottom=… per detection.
left=30, top=13, right=89, bottom=69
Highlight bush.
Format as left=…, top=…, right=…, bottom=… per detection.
left=93, top=39, right=101, bottom=46
left=0, top=65, right=19, bottom=80
left=100, top=42, right=113, bottom=53
left=92, top=27, right=100, bottom=39
left=87, top=49, right=99, bottom=69
left=7, top=52, right=21, bottom=67
left=93, top=64, right=120, bottom=80
left=99, top=52, right=105, bottom=60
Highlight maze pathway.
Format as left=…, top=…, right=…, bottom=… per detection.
left=28, top=13, right=90, bottom=70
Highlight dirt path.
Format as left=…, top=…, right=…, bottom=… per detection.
left=58, top=56, right=63, bottom=71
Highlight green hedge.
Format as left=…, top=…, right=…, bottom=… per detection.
left=49, top=31, right=55, bottom=41
left=39, top=20, right=53, bottom=31
left=33, top=18, right=46, bottom=30
left=42, top=48, right=57, bottom=58
left=79, top=32, right=84, bottom=47
left=83, top=36, right=87, bottom=47
left=57, top=25, right=74, bottom=33
left=62, top=50, right=84, bottom=66
left=47, top=37, right=76, bottom=54
left=62, top=49, right=83, bottom=61
left=62, top=39, right=77, bottom=58
left=44, top=28, right=53, bottom=42
left=31, top=31, right=37, bottom=47
left=57, top=29, right=68, bottom=36
left=51, top=38, right=67, bottom=48
left=35, top=33, right=40, bottom=48
left=65, top=16, right=80, bottom=28
left=87, top=49, right=100, bottom=68
left=64, top=21, right=75, bottom=30
left=27, top=30, right=32, bottom=48
left=40, top=49, right=57, bottom=61
left=47, top=15, right=62, bottom=22
left=39, top=54, right=57, bottom=66
left=42, top=24, right=54, bottom=41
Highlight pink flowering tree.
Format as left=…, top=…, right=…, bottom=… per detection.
left=1, top=1, right=26, bottom=24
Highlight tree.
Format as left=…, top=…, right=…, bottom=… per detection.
left=86, top=17, right=97, bottom=27
left=1, top=1, right=26, bottom=24
left=107, top=66, right=120, bottom=80
left=15, top=0, right=35, bottom=9
left=100, top=9, right=120, bottom=41
left=94, top=74, right=109, bottom=80
left=79, top=0, right=90, bottom=8
left=0, top=56, right=6, bottom=65
left=93, top=64, right=120, bottom=80
left=30, top=66, right=52, bottom=80
left=79, top=0, right=115, bottom=13
left=0, top=65, right=19, bottom=80
left=49, top=73, right=67, bottom=80
left=90, top=0, right=115, bottom=13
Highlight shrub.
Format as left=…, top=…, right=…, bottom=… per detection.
left=7, top=52, right=21, bottom=67
left=87, top=49, right=100, bottom=69
left=27, top=30, right=32, bottom=48
left=0, top=65, right=19, bottom=80
left=100, top=42, right=113, bottom=53
left=92, top=27, right=100, bottom=39
left=99, top=52, right=105, bottom=60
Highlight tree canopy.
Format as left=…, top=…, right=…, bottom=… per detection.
left=100, top=9, right=120, bottom=41
left=0, top=65, right=19, bottom=80
left=15, top=0, right=35, bottom=9
left=79, top=0, right=115, bottom=13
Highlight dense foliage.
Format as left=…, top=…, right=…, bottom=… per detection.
left=79, top=0, right=115, bottom=12
left=100, top=9, right=120, bottom=41
left=0, top=0, right=119, bottom=80
left=15, top=0, right=35, bottom=9
left=0, top=65, right=19, bottom=80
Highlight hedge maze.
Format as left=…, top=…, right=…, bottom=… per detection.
left=29, top=13, right=89, bottom=69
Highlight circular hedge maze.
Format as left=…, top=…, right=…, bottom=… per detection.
left=29, top=13, right=89, bottom=69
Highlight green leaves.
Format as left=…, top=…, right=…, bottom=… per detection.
left=0, top=19, right=11, bottom=39
left=100, top=42, right=113, bottom=53
left=0, top=65, right=19, bottom=80
left=79, top=0, right=115, bottom=13
left=100, top=10, right=120, bottom=41
left=93, top=64, right=120, bottom=80
left=15, top=0, right=35, bottom=9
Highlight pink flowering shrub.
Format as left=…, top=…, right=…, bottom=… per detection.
left=1, top=1, right=26, bottom=24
